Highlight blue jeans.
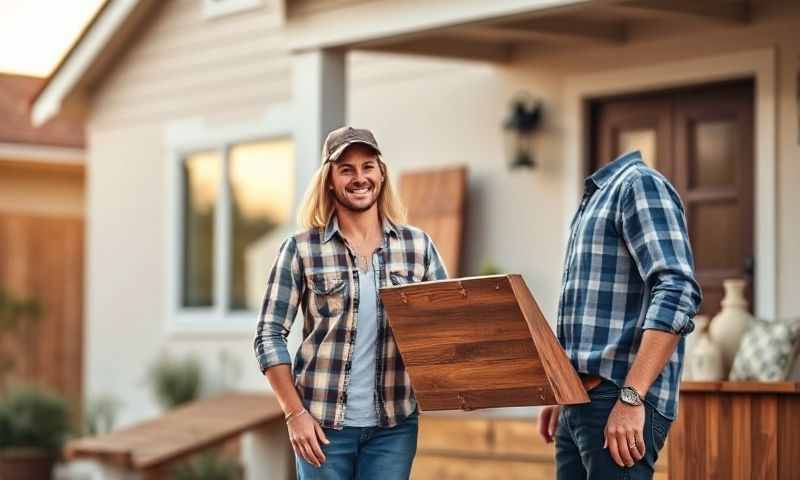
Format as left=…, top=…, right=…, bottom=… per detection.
left=295, top=412, right=418, bottom=480
left=555, top=380, right=671, bottom=480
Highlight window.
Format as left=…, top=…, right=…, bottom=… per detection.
left=178, top=138, right=294, bottom=314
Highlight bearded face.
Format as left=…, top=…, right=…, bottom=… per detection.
left=329, top=145, right=384, bottom=213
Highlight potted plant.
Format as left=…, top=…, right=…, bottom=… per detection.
left=172, top=448, right=243, bottom=480
left=0, top=385, right=72, bottom=480
left=147, top=353, right=204, bottom=410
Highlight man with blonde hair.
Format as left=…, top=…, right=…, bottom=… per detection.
left=254, top=126, right=447, bottom=479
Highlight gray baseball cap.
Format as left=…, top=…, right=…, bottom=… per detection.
left=322, top=126, right=382, bottom=164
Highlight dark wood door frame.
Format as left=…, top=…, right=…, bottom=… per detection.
left=586, top=79, right=755, bottom=315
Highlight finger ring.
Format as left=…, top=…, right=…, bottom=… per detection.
left=629, top=443, right=636, bottom=449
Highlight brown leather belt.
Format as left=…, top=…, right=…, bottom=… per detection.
left=580, top=373, right=603, bottom=392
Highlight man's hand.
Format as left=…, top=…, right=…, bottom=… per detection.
left=603, top=401, right=645, bottom=468
left=287, top=412, right=330, bottom=468
left=538, top=405, right=561, bottom=443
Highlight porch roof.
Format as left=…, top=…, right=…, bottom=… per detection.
left=30, top=0, right=752, bottom=126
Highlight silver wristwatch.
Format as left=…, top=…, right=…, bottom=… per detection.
left=619, top=386, right=643, bottom=406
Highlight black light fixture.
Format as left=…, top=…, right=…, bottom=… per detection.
left=503, top=93, right=542, bottom=170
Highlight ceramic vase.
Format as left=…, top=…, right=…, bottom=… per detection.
left=709, top=278, right=754, bottom=377
left=682, top=315, right=710, bottom=381
left=687, top=320, right=724, bottom=381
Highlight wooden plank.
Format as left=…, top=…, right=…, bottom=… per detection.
left=731, top=395, right=752, bottom=480
left=399, top=166, right=467, bottom=277
left=778, top=396, right=800, bottom=480
left=418, top=416, right=492, bottom=454
left=401, top=338, right=536, bottom=367
left=412, top=454, right=554, bottom=480
left=508, top=275, right=588, bottom=405
left=64, top=393, right=283, bottom=469
left=381, top=274, right=588, bottom=411
left=680, top=381, right=800, bottom=393
left=0, top=214, right=83, bottom=413
left=752, top=395, right=778, bottom=480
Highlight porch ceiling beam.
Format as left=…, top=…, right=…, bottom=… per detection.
left=451, top=21, right=625, bottom=46
left=613, top=0, right=750, bottom=25
left=359, top=37, right=514, bottom=64
left=287, top=0, right=594, bottom=51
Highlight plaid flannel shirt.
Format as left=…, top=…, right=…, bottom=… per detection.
left=558, top=150, right=702, bottom=420
left=254, top=216, right=448, bottom=429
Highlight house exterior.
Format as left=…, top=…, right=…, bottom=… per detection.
left=0, top=73, right=85, bottom=409
left=31, top=0, right=800, bottom=476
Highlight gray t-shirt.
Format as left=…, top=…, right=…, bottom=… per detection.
left=343, top=265, right=379, bottom=427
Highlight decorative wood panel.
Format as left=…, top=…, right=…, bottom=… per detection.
left=0, top=213, right=83, bottom=411
left=669, top=381, right=800, bottom=480
left=380, top=274, right=588, bottom=411
left=399, top=166, right=467, bottom=277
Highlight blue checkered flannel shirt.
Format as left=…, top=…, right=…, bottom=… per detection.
left=558, top=150, right=702, bottom=420
left=254, top=216, right=448, bottom=429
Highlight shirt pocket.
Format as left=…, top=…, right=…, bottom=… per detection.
left=389, top=270, right=420, bottom=286
left=306, top=272, right=348, bottom=319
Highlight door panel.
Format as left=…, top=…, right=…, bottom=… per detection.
left=591, top=81, right=754, bottom=315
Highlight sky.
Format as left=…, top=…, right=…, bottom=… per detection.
left=0, top=0, right=106, bottom=77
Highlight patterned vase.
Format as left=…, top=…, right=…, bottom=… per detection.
left=687, top=319, right=724, bottom=381
left=708, top=279, right=754, bottom=377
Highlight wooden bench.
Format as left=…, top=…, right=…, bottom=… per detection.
left=59, top=392, right=290, bottom=480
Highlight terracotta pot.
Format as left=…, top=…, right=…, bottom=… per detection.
left=0, top=447, right=56, bottom=480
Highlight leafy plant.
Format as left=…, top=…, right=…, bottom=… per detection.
left=147, top=354, right=204, bottom=410
left=171, top=449, right=242, bottom=480
left=0, top=385, right=71, bottom=452
left=84, top=394, right=122, bottom=436
left=478, top=261, right=503, bottom=276
left=0, top=289, right=42, bottom=387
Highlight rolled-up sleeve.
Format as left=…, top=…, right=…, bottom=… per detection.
left=621, top=174, right=702, bottom=336
left=254, top=236, right=304, bottom=373
left=423, top=234, right=449, bottom=281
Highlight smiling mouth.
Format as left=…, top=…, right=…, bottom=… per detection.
left=346, top=185, right=372, bottom=195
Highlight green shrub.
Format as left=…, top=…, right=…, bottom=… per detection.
left=171, top=449, right=242, bottom=480
left=0, top=385, right=71, bottom=451
left=147, top=354, right=204, bottom=410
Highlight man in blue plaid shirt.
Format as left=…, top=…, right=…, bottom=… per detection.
left=254, top=126, right=447, bottom=479
left=539, top=150, right=702, bottom=479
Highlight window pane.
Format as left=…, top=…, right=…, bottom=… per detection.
left=229, top=139, right=294, bottom=310
left=690, top=120, right=736, bottom=189
left=617, top=128, right=657, bottom=169
left=182, top=151, right=220, bottom=307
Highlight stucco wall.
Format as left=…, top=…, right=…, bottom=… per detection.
left=85, top=0, right=800, bottom=426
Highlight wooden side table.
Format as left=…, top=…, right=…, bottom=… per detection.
left=669, top=381, right=800, bottom=480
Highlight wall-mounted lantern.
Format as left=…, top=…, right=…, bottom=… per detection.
left=503, top=93, right=542, bottom=170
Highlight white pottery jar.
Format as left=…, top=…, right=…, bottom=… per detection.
left=682, top=315, right=710, bottom=381
left=708, top=278, right=754, bottom=377
left=688, top=321, right=724, bottom=381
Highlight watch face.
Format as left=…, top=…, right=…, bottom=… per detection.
left=621, top=387, right=640, bottom=405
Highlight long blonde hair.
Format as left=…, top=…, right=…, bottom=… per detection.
left=298, top=156, right=407, bottom=229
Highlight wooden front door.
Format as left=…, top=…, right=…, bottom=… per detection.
left=591, top=80, right=755, bottom=315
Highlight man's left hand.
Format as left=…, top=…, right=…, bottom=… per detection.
left=603, top=400, right=645, bottom=468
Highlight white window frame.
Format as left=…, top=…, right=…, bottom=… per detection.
left=203, top=0, right=264, bottom=19
left=164, top=103, right=294, bottom=336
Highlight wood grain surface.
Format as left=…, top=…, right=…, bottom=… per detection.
left=669, top=382, right=800, bottom=480
left=381, top=274, right=588, bottom=411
